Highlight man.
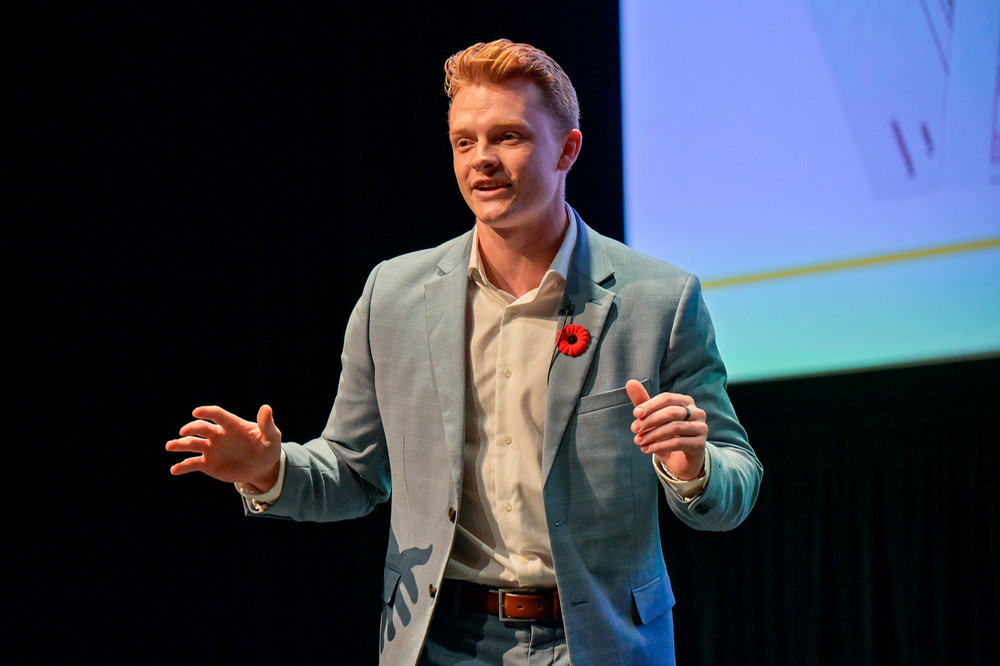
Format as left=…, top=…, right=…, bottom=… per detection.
left=167, top=39, right=762, bottom=665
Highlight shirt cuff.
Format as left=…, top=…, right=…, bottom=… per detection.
left=653, top=447, right=711, bottom=501
left=235, top=449, right=287, bottom=513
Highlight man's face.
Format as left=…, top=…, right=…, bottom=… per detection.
left=448, top=78, right=580, bottom=232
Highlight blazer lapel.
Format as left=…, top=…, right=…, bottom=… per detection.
left=424, top=232, right=474, bottom=496
left=542, top=217, right=616, bottom=482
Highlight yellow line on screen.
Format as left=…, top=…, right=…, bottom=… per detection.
left=703, top=236, right=1000, bottom=289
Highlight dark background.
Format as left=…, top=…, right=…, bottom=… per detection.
left=14, top=2, right=999, bottom=663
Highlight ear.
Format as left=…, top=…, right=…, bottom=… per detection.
left=557, top=129, right=583, bottom=171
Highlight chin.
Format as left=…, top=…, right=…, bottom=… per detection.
left=472, top=205, right=518, bottom=227
left=477, top=212, right=526, bottom=231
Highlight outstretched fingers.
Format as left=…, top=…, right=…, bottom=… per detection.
left=191, top=405, right=241, bottom=427
left=168, top=453, right=206, bottom=476
left=177, top=419, right=221, bottom=440
left=165, top=404, right=282, bottom=485
left=165, top=434, right=208, bottom=454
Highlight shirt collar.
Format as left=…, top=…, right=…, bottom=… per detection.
left=468, top=203, right=577, bottom=288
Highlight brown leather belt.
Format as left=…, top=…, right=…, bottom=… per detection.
left=440, top=580, right=561, bottom=622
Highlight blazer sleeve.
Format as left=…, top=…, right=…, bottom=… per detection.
left=261, top=262, right=393, bottom=523
left=658, top=274, right=762, bottom=531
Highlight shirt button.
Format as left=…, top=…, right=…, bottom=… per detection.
left=428, top=584, right=437, bottom=598
left=503, top=502, right=513, bottom=513
left=448, top=507, right=457, bottom=522
left=501, top=435, right=512, bottom=446
left=501, top=368, right=512, bottom=378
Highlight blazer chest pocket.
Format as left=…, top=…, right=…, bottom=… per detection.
left=572, top=378, right=655, bottom=491
left=577, top=378, right=653, bottom=415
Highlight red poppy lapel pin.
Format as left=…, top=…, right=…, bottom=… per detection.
left=556, top=323, right=590, bottom=357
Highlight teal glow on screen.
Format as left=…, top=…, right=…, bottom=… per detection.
left=620, top=0, right=1000, bottom=381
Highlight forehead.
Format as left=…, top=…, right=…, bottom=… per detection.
left=448, top=78, right=550, bottom=131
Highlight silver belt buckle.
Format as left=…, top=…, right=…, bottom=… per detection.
left=497, top=587, right=542, bottom=622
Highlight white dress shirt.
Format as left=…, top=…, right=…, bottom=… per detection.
left=442, top=215, right=578, bottom=588
left=240, top=207, right=709, bottom=581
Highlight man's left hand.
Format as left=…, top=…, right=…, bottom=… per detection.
left=625, top=379, right=707, bottom=480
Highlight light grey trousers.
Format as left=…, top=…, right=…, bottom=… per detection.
left=419, top=607, right=570, bottom=666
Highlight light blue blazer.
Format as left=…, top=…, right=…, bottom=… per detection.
left=258, top=208, right=762, bottom=665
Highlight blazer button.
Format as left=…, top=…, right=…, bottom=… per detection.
left=428, top=584, right=437, bottom=598
left=448, top=507, right=457, bottom=522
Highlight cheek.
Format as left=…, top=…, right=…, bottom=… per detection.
left=520, top=161, right=546, bottom=186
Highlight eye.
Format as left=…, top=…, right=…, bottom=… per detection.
left=454, top=138, right=473, bottom=151
left=502, top=132, right=519, bottom=142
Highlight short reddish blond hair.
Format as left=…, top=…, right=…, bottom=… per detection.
left=444, top=39, right=580, bottom=132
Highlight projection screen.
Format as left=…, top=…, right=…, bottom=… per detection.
left=621, top=0, right=1000, bottom=381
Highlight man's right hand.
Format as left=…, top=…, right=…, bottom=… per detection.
left=166, top=404, right=282, bottom=493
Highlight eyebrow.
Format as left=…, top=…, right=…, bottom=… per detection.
left=448, top=119, right=531, bottom=137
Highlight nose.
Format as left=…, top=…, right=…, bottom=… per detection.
left=473, top=143, right=499, bottom=173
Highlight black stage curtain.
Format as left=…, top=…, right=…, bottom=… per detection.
left=666, top=356, right=1000, bottom=665
left=14, top=2, right=999, bottom=663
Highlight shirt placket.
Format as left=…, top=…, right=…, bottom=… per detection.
left=492, top=303, right=521, bottom=579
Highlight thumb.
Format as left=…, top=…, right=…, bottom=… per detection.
left=625, top=379, right=650, bottom=408
left=257, top=404, right=281, bottom=444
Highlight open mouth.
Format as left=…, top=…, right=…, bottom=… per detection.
left=473, top=180, right=510, bottom=193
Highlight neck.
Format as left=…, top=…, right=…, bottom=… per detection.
left=476, top=207, right=569, bottom=298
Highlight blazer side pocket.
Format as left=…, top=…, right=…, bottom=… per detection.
left=632, top=573, right=675, bottom=625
